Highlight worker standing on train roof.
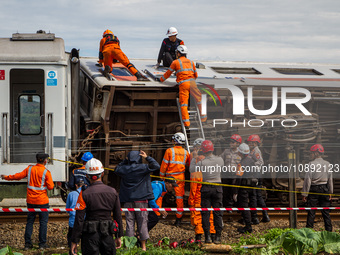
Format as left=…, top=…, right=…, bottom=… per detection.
left=247, top=134, right=270, bottom=223
left=219, top=134, right=242, bottom=209
left=189, top=140, right=224, bottom=244
left=1, top=153, right=54, bottom=250
left=302, top=144, right=333, bottom=232
left=188, top=138, right=216, bottom=243
left=160, top=132, right=190, bottom=226
left=155, top=27, right=184, bottom=68
left=71, top=158, right=123, bottom=255
left=68, top=152, right=93, bottom=191
left=159, top=45, right=206, bottom=128
left=99, top=29, right=147, bottom=81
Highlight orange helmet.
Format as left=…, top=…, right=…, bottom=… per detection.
left=247, top=134, right=261, bottom=143
left=103, top=29, right=113, bottom=37
left=310, top=144, right=324, bottom=153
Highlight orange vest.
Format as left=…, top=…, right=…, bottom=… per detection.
left=160, top=56, right=198, bottom=85
left=5, top=164, right=54, bottom=205
left=160, top=146, right=189, bottom=179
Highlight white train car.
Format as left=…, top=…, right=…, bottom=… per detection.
left=0, top=31, right=74, bottom=184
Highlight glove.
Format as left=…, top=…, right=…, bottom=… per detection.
left=233, top=194, right=238, bottom=202
left=153, top=63, right=160, bottom=69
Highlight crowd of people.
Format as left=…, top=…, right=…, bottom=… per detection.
left=0, top=131, right=334, bottom=254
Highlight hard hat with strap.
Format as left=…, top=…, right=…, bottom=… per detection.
left=166, top=27, right=178, bottom=36
left=237, top=143, right=250, bottom=155
left=247, top=134, right=261, bottom=143
left=310, top=144, right=324, bottom=153
left=103, top=29, right=113, bottom=37
left=172, top=132, right=186, bottom=145
left=201, top=140, right=214, bottom=153
left=230, top=134, right=242, bottom=143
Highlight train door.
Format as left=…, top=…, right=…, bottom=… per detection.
left=10, top=69, right=45, bottom=163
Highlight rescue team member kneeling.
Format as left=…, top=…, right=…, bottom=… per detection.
left=70, top=158, right=123, bottom=255
left=1, top=153, right=54, bottom=250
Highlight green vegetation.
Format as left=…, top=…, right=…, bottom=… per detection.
left=232, top=228, right=340, bottom=255
left=0, top=246, right=23, bottom=255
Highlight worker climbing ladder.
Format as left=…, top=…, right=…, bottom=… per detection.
left=176, top=98, right=205, bottom=154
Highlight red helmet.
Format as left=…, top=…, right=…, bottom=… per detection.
left=247, top=134, right=261, bottom=143
left=201, top=140, right=214, bottom=153
left=230, top=134, right=242, bottom=143
left=310, top=144, right=324, bottom=153
left=103, top=29, right=113, bottom=37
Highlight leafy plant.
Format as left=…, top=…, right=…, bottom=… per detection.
left=0, top=246, right=23, bottom=255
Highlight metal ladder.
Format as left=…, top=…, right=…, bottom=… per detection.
left=176, top=98, right=205, bottom=154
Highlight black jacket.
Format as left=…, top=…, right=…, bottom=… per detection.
left=115, top=151, right=160, bottom=203
left=157, top=38, right=184, bottom=64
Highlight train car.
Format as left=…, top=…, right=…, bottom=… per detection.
left=1, top=31, right=340, bottom=206
left=78, top=56, right=340, bottom=205
left=0, top=31, right=76, bottom=199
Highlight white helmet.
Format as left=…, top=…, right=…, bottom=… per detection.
left=166, top=27, right=178, bottom=36
left=237, top=143, right=250, bottom=155
left=193, top=138, right=204, bottom=146
left=85, top=158, right=104, bottom=175
left=176, top=45, right=188, bottom=55
left=172, top=132, right=186, bottom=145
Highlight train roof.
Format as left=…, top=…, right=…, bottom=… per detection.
left=0, top=32, right=67, bottom=64
left=80, top=57, right=340, bottom=89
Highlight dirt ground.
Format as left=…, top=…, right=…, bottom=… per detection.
left=1, top=216, right=339, bottom=255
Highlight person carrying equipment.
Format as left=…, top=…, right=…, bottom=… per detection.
left=302, top=144, right=333, bottom=232
left=99, top=29, right=147, bottom=81
left=189, top=140, right=224, bottom=244
left=159, top=45, right=205, bottom=127
left=68, top=152, right=93, bottom=191
left=189, top=138, right=216, bottom=242
left=247, top=134, right=270, bottom=223
left=1, top=153, right=54, bottom=250
left=70, top=158, right=123, bottom=255
left=160, top=132, right=190, bottom=226
left=155, top=27, right=184, bottom=68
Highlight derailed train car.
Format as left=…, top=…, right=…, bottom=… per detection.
left=1, top=31, right=340, bottom=205
left=78, top=56, right=340, bottom=205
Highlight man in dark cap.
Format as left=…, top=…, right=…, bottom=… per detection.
left=1, top=153, right=54, bottom=250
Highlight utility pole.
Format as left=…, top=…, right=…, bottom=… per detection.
left=288, top=146, right=297, bottom=228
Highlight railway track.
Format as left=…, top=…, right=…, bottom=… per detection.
left=1, top=211, right=340, bottom=224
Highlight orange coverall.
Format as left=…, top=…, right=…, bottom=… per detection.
left=160, top=56, right=206, bottom=127
left=4, top=164, right=54, bottom=205
left=99, top=34, right=138, bottom=75
left=189, top=155, right=215, bottom=235
left=160, top=146, right=189, bottom=218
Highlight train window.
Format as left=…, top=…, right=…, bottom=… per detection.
left=272, top=68, right=323, bottom=75
left=332, top=69, right=340, bottom=74
left=210, top=67, right=261, bottom=74
left=19, top=95, right=41, bottom=135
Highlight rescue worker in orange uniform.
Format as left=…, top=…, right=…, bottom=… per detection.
left=189, top=138, right=216, bottom=242
left=99, top=29, right=146, bottom=81
left=160, top=132, right=190, bottom=226
left=159, top=45, right=206, bottom=127
left=1, top=153, right=54, bottom=250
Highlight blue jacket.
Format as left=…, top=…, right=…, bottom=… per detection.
left=66, top=187, right=82, bottom=227
left=115, top=151, right=160, bottom=203
left=149, top=181, right=167, bottom=208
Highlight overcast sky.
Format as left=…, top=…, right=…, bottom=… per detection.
left=1, top=0, right=340, bottom=64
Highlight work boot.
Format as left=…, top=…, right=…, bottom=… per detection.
left=251, top=217, right=260, bottom=225
left=39, top=244, right=49, bottom=250
left=261, top=211, right=271, bottom=223
left=237, top=225, right=253, bottom=234
left=204, top=232, right=212, bottom=243
left=104, top=65, right=111, bottom=74
left=135, top=72, right=148, bottom=81
left=214, top=231, right=222, bottom=244
left=174, top=217, right=182, bottom=227
left=211, top=233, right=216, bottom=243
left=195, top=234, right=202, bottom=242
left=24, top=243, right=33, bottom=250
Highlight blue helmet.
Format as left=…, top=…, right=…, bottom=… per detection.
left=81, top=152, right=93, bottom=162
